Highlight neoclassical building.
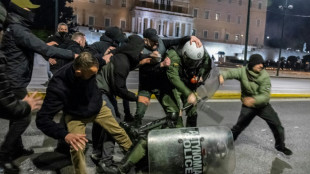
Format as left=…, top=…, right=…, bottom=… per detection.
left=69, top=0, right=267, bottom=46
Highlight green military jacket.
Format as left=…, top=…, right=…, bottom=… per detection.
left=221, top=66, right=271, bottom=108
left=166, top=49, right=210, bottom=98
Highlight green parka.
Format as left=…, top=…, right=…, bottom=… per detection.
left=221, top=66, right=271, bottom=108
left=166, top=48, right=210, bottom=99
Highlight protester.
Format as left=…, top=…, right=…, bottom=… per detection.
left=133, top=28, right=202, bottom=128
left=36, top=52, right=132, bottom=174
left=219, top=54, right=293, bottom=156
left=0, top=0, right=77, bottom=171
left=0, top=1, right=42, bottom=173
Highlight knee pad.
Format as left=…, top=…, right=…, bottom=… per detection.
left=166, top=112, right=179, bottom=128
left=166, top=112, right=179, bottom=121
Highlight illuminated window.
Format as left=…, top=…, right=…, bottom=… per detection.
left=215, top=13, right=220, bottom=21
left=235, top=34, right=240, bottom=41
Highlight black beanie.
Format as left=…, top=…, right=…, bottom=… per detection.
left=248, top=54, right=264, bottom=70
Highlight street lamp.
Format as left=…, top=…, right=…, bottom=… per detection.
left=276, top=0, right=293, bottom=76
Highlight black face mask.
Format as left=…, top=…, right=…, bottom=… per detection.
left=59, top=32, right=67, bottom=38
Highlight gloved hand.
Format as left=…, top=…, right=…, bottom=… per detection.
left=187, top=93, right=197, bottom=105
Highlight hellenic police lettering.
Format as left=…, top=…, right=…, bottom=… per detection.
left=183, top=129, right=203, bottom=174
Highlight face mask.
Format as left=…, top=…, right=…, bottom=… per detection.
left=59, top=32, right=67, bottom=38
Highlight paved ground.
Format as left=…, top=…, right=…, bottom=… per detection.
left=1, top=99, right=310, bottom=174
left=2, top=55, right=310, bottom=173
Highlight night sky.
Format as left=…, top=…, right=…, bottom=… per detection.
left=265, top=0, right=310, bottom=51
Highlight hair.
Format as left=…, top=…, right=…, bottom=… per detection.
left=71, top=32, right=85, bottom=41
left=73, top=52, right=99, bottom=71
left=57, top=22, right=68, bottom=29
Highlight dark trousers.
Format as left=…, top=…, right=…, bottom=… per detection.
left=92, top=94, right=119, bottom=163
left=0, top=88, right=31, bottom=161
left=231, top=103, right=285, bottom=148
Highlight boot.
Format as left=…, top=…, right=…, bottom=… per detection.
left=275, top=146, right=293, bottom=156
left=96, top=160, right=118, bottom=174
left=118, top=161, right=135, bottom=174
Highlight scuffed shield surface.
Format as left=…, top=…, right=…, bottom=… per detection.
left=148, top=126, right=235, bottom=174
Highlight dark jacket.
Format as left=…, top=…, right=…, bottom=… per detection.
left=85, top=34, right=118, bottom=58
left=0, top=50, right=30, bottom=119
left=96, top=35, right=144, bottom=101
left=50, top=39, right=83, bottom=73
left=36, top=57, right=106, bottom=140
left=0, top=4, right=75, bottom=89
left=46, top=32, right=71, bottom=45
left=139, top=36, right=191, bottom=91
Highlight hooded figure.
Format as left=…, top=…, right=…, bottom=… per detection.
left=96, top=34, right=144, bottom=101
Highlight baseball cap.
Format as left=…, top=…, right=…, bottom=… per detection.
left=11, top=0, right=40, bottom=9
left=143, top=28, right=159, bottom=42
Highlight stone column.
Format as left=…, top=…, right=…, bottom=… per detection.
left=173, top=21, right=176, bottom=37
left=166, top=21, right=170, bottom=37
left=141, top=18, right=145, bottom=34
left=147, top=18, right=151, bottom=28
left=179, top=22, right=183, bottom=37
left=189, top=24, right=193, bottom=36
left=160, top=20, right=164, bottom=36
left=184, top=23, right=188, bottom=36
left=132, top=17, right=136, bottom=32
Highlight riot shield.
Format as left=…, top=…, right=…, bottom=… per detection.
left=148, top=126, right=235, bottom=174
left=196, top=58, right=220, bottom=100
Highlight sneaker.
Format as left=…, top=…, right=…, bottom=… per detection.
left=276, top=146, right=293, bottom=156
left=12, top=148, right=34, bottom=159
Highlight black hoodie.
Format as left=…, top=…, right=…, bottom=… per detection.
left=96, top=35, right=144, bottom=101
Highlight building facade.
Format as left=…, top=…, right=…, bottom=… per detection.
left=69, top=0, right=267, bottom=46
